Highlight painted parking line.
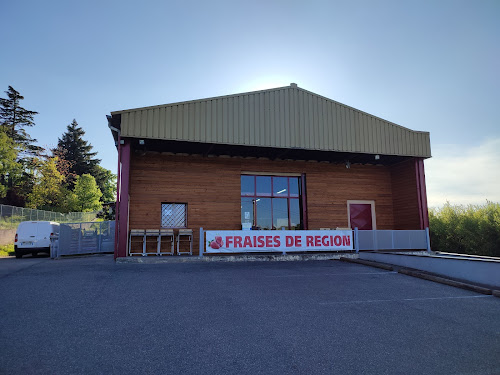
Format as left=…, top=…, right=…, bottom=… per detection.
left=264, top=271, right=398, bottom=278
left=319, top=295, right=494, bottom=305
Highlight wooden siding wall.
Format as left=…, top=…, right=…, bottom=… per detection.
left=390, top=160, right=420, bottom=229
left=128, top=153, right=421, bottom=255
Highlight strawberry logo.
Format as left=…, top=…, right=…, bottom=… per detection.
left=208, top=235, right=224, bottom=250
left=215, top=236, right=223, bottom=247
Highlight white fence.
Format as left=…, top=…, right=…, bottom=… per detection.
left=51, top=221, right=115, bottom=258
left=355, top=228, right=430, bottom=252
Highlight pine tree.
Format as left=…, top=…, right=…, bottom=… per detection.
left=0, top=128, right=20, bottom=198
left=0, top=86, right=42, bottom=155
left=56, top=119, right=101, bottom=184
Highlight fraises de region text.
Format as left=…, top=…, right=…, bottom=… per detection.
left=225, top=234, right=350, bottom=248
left=205, top=230, right=353, bottom=253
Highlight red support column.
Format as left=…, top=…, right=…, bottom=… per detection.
left=116, top=139, right=131, bottom=258
left=114, top=136, right=122, bottom=259
left=415, top=158, right=429, bottom=229
left=301, top=173, right=308, bottom=230
left=418, top=159, right=430, bottom=229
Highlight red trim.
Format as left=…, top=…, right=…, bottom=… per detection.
left=114, top=136, right=121, bottom=259
left=418, top=159, right=429, bottom=228
left=415, top=158, right=429, bottom=229
left=116, top=139, right=131, bottom=258
left=301, top=173, right=308, bottom=230
left=415, top=159, right=423, bottom=229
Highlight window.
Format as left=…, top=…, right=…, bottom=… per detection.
left=161, top=203, right=187, bottom=228
left=240, top=175, right=303, bottom=230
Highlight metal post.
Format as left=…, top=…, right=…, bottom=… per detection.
left=78, top=223, right=82, bottom=254
left=425, top=227, right=431, bottom=253
left=354, top=227, right=359, bottom=253
left=199, top=227, right=204, bottom=257
left=98, top=222, right=102, bottom=252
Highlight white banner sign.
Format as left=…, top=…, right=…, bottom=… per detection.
left=205, top=230, right=353, bottom=253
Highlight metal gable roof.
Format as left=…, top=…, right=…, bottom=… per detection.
left=110, top=84, right=431, bottom=158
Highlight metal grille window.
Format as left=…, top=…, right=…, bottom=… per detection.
left=161, top=203, right=187, bottom=228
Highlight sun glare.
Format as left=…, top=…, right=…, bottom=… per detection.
left=237, top=76, right=293, bottom=93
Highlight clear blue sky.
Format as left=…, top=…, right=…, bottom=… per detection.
left=2, top=0, right=499, bottom=207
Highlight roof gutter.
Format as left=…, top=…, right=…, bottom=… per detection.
left=107, top=115, right=121, bottom=147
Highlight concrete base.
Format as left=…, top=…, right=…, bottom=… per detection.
left=359, top=251, right=500, bottom=289
left=0, top=229, right=16, bottom=246
left=116, top=252, right=358, bottom=264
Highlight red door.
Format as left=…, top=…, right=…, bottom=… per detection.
left=349, top=204, right=373, bottom=230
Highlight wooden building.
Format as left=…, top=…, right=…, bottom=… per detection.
left=107, top=84, right=431, bottom=258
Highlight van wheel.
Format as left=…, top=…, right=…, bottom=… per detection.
left=15, top=251, right=22, bottom=259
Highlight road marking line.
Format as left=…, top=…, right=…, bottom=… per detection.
left=265, top=271, right=398, bottom=278
left=319, top=295, right=493, bottom=305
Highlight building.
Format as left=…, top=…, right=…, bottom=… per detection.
left=107, top=84, right=431, bottom=258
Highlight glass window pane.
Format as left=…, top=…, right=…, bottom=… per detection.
left=255, top=198, right=272, bottom=230
left=273, top=177, right=288, bottom=196
left=273, top=198, right=289, bottom=230
left=256, top=176, right=271, bottom=196
left=289, top=177, right=300, bottom=197
left=241, top=198, right=254, bottom=227
left=241, top=175, right=254, bottom=196
left=289, top=199, right=301, bottom=230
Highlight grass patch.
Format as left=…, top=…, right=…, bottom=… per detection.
left=0, top=244, right=15, bottom=257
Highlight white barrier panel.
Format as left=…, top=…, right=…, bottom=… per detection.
left=205, top=230, right=353, bottom=253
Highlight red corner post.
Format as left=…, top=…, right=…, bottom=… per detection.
left=415, top=158, right=429, bottom=230
left=115, top=138, right=131, bottom=258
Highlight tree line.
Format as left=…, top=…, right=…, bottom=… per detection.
left=0, top=86, right=116, bottom=215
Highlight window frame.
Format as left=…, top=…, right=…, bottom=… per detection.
left=240, top=175, right=302, bottom=230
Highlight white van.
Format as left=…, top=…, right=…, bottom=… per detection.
left=15, top=221, right=60, bottom=258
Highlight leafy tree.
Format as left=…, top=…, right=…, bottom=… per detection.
left=56, top=119, right=100, bottom=183
left=72, top=174, right=102, bottom=212
left=0, top=86, right=42, bottom=155
left=93, top=165, right=117, bottom=202
left=0, top=128, right=20, bottom=197
left=2, top=158, right=37, bottom=206
left=26, top=157, right=65, bottom=210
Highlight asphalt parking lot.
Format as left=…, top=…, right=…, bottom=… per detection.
left=1, top=256, right=499, bottom=375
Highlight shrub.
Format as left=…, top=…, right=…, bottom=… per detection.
left=429, top=201, right=500, bottom=257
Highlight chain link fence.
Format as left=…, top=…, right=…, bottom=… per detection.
left=0, top=204, right=99, bottom=229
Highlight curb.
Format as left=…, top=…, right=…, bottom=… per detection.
left=117, top=253, right=358, bottom=264
left=340, top=257, right=497, bottom=296
left=339, top=257, right=393, bottom=271
left=397, top=268, right=492, bottom=295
